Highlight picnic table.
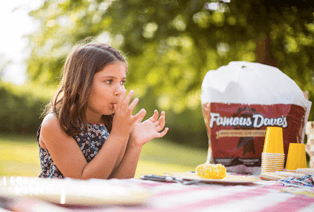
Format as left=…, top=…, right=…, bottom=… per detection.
left=1, top=174, right=314, bottom=212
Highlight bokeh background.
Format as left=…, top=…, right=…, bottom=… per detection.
left=0, top=0, right=313, bottom=177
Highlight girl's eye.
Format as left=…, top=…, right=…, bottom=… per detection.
left=105, top=80, right=113, bottom=84
left=104, top=80, right=125, bottom=85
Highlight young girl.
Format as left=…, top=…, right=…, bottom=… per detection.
left=37, top=42, right=168, bottom=179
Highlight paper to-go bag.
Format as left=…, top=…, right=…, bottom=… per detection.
left=201, top=61, right=312, bottom=175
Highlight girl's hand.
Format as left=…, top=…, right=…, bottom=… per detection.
left=130, top=110, right=169, bottom=147
left=111, top=90, right=146, bottom=139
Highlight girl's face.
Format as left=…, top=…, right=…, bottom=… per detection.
left=86, top=62, right=127, bottom=123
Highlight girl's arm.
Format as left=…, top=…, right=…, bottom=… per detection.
left=40, top=90, right=145, bottom=179
left=40, top=114, right=128, bottom=179
left=108, top=140, right=143, bottom=179
left=111, top=135, right=129, bottom=172
left=109, top=110, right=168, bottom=179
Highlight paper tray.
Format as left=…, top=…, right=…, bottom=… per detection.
left=165, top=172, right=259, bottom=184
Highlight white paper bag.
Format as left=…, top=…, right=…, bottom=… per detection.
left=201, top=61, right=312, bottom=174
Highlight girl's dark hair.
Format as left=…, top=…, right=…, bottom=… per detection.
left=43, top=42, right=127, bottom=136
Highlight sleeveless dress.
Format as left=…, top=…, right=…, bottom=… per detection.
left=37, top=122, right=110, bottom=178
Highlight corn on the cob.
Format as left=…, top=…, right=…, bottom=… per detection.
left=196, top=163, right=226, bottom=179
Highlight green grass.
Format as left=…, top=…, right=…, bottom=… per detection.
left=0, top=134, right=208, bottom=178
left=136, top=139, right=208, bottom=177
left=0, top=134, right=41, bottom=177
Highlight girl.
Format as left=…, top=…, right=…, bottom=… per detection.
left=37, top=42, right=168, bottom=179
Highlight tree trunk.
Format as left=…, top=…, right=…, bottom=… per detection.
left=254, top=33, right=277, bottom=67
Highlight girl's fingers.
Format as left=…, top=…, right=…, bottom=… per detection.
left=134, top=109, right=146, bottom=123
left=154, top=111, right=165, bottom=130
left=156, top=127, right=169, bottom=138
left=149, top=110, right=159, bottom=122
left=116, top=90, right=138, bottom=116
left=116, top=89, right=127, bottom=108
left=128, top=97, right=139, bottom=112
left=158, top=112, right=165, bottom=128
left=154, top=110, right=159, bottom=120
left=123, top=90, right=134, bottom=107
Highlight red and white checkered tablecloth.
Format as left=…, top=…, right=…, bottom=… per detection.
left=2, top=177, right=314, bottom=212
left=70, top=178, right=314, bottom=212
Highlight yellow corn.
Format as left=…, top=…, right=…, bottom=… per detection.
left=196, top=163, right=226, bottom=179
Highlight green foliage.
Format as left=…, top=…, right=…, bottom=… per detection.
left=0, top=82, right=53, bottom=134
left=26, top=0, right=314, bottom=147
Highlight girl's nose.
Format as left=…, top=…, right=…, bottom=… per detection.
left=114, top=84, right=124, bottom=96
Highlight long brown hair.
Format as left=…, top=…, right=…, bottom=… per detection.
left=43, top=42, right=127, bottom=136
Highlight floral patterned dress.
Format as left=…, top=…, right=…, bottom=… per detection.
left=37, top=122, right=110, bottom=178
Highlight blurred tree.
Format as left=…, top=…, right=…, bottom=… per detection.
left=0, top=54, right=11, bottom=80
left=27, top=0, right=314, bottom=147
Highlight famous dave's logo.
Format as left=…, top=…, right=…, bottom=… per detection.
left=209, top=107, right=288, bottom=156
left=209, top=108, right=288, bottom=129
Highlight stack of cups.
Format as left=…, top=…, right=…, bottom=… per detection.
left=261, top=127, right=285, bottom=173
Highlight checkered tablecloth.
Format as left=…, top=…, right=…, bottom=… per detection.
left=70, top=178, right=314, bottom=212
left=2, top=177, right=314, bottom=212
